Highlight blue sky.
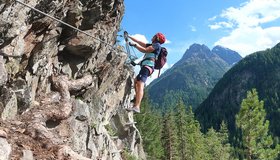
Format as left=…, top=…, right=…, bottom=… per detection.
left=120, top=0, right=280, bottom=83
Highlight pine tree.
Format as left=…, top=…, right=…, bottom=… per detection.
left=236, top=89, right=280, bottom=160
left=204, top=127, right=231, bottom=160
left=218, top=121, right=229, bottom=143
left=144, top=112, right=164, bottom=160
left=162, top=108, right=180, bottom=160
left=184, top=106, right=206, bottom=160
left=219, top=121, right=236, bottom=159
left=134, top=96, right=164, bottom=160
left=175, top=100, right=188, bottom=159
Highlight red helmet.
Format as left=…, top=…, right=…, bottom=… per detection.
left=156, top=33, right=166, bottom=44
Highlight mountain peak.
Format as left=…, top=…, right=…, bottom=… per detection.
left=148, top=43, right=230, bottom=109
left=212, top=45, right=242, bottom=65
left=181, top=43, right=212, bottom=60
left=212, top=45, right=233, bottom=52
left=212, top=45, right=229, bottom=50
left=189, top=43, right=211, bottom=53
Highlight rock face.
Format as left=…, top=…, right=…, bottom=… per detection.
left=0, top=0, right=145, bottom=159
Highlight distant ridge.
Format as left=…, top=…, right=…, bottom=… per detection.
left=147, top=43, right=241, bottom=110
left=212, top=45, right=242, bottom=65
left=195, top=42, right=280, bottom=138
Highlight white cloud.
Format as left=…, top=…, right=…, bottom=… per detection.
left=165, top=39, right=172, bottom=44
left=220, top=0, right=280, bottom=28
left=189, top=25, right=197, bottom=32
left=210, top=0, right=280, bottom=56
left=208, top=16, right=217, bottom=21
left=209, top=24, right=222, bottom=30
left=215, top=26, right=280, bottom=57
left=130, top=34, right=149, bottom=43
left=209, top=21, right=234, bottom=30
left=208, top=14, right=234, bottom=30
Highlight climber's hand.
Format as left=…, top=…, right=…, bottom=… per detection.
left=131, top=61, right=137, bottom=66
left=124, top=31, right=129, bottom=41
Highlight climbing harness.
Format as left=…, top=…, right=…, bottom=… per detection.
left=14, top=0, right=125, bottom=54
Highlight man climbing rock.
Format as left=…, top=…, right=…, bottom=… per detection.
left=126, top=32, right=166, bottom=113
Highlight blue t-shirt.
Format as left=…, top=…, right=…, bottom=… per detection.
left=141, top=42, right=161, bottom=67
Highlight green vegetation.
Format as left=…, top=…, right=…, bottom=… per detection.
left=133, top=43, right=280, bottom=159
left=122, top=149, right=138, bottom=160
left=136, top=88, right=280, bottom=159
left=105, top=124, right=117, bottom=136
left=236, top=89, right=280, bottom=159
left=134, top=95, right=164, bottom=160
left=136, top=96, right=233, bottom=160
left=195, top=43, right=280, bottom=139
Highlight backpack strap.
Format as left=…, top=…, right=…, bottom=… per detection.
left=157, top=69, right=161, bottom=78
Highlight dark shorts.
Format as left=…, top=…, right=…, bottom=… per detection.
left=136, top=66, right=153, bottom=83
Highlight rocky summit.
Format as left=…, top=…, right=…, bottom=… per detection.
left=147, top=43, right=231, bottom=109
left=0, top=0, right=145, bottom=159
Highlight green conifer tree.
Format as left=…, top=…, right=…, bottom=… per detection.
left=219, top=121, right=236, bottom=159
left=185, top=106, right=206, bottom=160
left=236, top=89, right=280, bottom=160
left=175, top=100, right=188, bottom=159
left=134, top=95, right=164, bottom=160
left=162, top=109, right=180, bottom=160
left=205, top=127, right=231, bottom=160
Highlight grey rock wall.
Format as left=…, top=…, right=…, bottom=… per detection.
left=0, top=0, right=145, bottom=159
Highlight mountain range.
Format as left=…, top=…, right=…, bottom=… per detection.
left=195, top=42, right=280, bottom=138
left=147, top=43, right=242, bottom=109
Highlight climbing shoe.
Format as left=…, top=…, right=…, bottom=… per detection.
left=126, top=106, right=140, bottom=113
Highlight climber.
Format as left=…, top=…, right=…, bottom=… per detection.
left=126, top=32, right=166, bottom=113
